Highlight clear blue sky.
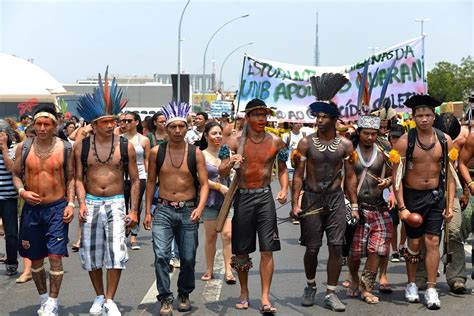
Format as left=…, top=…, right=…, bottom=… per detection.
left=1, top=0, right=472, bottom=91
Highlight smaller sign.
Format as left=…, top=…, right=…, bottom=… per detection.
left=210, top=100, right=233, bottom=118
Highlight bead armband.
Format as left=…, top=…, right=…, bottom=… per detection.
left=277, top=147, right=289, bottom=162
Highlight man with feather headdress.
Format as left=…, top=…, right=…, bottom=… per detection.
left=75, top=67, right=140, bottom=316
left=291, top=73, right=358, bottom=312
left=143, top=101, right=209, bottom=316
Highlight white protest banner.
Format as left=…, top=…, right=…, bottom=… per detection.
left=237, top=37, right=427, bottom=122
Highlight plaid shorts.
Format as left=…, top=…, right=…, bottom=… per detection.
left=349, top=208, right=393, bottom=260
left=79, top=194, right=128, bottom=271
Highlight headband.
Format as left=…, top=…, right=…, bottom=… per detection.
left=34, top=112, right=58, bottom=123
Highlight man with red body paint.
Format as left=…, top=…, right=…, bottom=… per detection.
left=219, top=98, right=289, bottom=314
left=12, top=106, right=75, bottom=316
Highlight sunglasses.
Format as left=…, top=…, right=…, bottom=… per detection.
left=120, top=119, right=134, bottom=124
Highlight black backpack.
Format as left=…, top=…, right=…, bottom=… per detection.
left=81, top=135, right=129, bottom=181
left=21, top=138, right=72, bottom=190
left=156, top=141, right=199, bottom=193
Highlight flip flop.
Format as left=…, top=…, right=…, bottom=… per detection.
left=361, top=293, right=379, bottom=304
left=379, top=283, right=393, bottom=294
left=235, top=299, right=249, bottom=310
left=200, top=272, right=213, bottom=281
left=346, top=286, right=360, bottom=297
left=225, top=275, right=237, bottom=284
left=342, top=279, right=351, bottom=288
left=71, top=244, right=80, bottom=252
left=260, top=304, right=277, bottom=314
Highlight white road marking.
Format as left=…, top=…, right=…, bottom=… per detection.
left=201, top=249, right=224, bottom=302
left=465, top=244, right=472, bottom=256
left=140, top=267, right=175, bottom=305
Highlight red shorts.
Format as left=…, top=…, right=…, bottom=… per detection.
left=349, top=209, right=393, bottom=260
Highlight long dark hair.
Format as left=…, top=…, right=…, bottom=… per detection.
left=350, top=128, right=361, bottom=149
left=125, top=111, right=143, bottom=134
left=199, top=122, right=223, bottom=151
left=148, top=111, right=165, bottom=133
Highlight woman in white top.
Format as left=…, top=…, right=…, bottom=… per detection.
left=122, top=112, right=151, bottom=250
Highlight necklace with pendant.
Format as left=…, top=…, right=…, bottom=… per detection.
left=312, top=134, right=341, bottom=152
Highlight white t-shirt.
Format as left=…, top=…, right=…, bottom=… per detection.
left=184, top=127, right=203, bottom=145
left=281, top=131, right=306, bottom=170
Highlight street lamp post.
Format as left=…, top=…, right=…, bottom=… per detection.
left=219, top=42, right=254, bottom=90
left=415, top=18, right=430, bottom=36
left=415, top=18, right=430, bottom=92
left=201, top=13, right=249, bottom=107
left=177, top=0, right=191, bottom=105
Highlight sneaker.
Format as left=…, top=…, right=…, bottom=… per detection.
left=5, top=265, right=18, bottom=276
left=41, top=299, right=58, bottom=316
left=159, top=298, right=173, bottom=316
left=405, top=282, right=420, bottom=303
left=131, top=243, right=141, bottom=250
left=324, top=293, right=346, bottom=312
left=390, top=253, right=400, bottom=263
left=89, top=295, right=105, bottom=315
left=425, top=288, right=441, bottom=310
left=177, top=293, right=191, bottom=312
left=398, top=247, right=407, bottom=261
left=171, top=257, right=180, bottom=268
left=103, top=300, right=121, bottom=316
left=301, top=286, right=317, bottom=307
left=37, top=296, right=48, bottom=315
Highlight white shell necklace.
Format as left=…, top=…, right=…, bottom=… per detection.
left=356, top=145, right=378, bottom=168
left=312, top=134, right=341, bottom=153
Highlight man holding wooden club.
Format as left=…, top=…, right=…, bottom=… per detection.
left=218, top=98, right=288, bottom=314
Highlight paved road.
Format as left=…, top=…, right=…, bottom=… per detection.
left=1, top=182, right=473, bottom=315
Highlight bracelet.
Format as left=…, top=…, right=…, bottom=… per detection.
left=399, top=206, right=407, bottom=212
left=350, top=203, right=358, bottom=208
left=18, top=188, right=25, bottom=196
left=469, top=181, right=474, bottom=187
left=215, top=183, right=222, bottom=191
left=68, top=202, right=75, bottom=207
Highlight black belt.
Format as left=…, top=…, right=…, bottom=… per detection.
left=157, top=198, right=196, bottom=208
left=238, top=186, right=271, bottom=194
left=361, top=202, right=388, bottom=212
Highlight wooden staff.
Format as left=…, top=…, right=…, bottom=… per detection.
left=215, top=123, right=247, bottom=232
left=442, top=159, right=452, bottom=273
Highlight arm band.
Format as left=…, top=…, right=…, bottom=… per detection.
left=218, top=144, right=231, bottom=160
left=277, top=147, right=289, bottom=162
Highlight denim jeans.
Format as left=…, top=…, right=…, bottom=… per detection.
left=152, top=204, right=198, bottom=301
left=0, top=198, right=18, bottom=266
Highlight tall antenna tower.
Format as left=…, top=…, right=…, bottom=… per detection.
left=314, top=12, right=320, bottom=66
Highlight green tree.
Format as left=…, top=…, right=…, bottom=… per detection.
left=427, top=56, right=473, bottom=101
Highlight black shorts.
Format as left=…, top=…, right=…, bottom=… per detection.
left=300, top=188, right=346, bottom=249
left=232, top=188, right=281, bottom=255
left=403, top=187, right=444, bottom=239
